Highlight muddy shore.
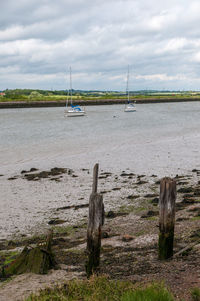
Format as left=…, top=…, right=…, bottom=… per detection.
left=0, top=166, right=200, bottom=300
left=1, top=97, right=200, bottom=108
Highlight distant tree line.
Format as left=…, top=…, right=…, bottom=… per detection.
left=1, top=89, right=200, bottom=102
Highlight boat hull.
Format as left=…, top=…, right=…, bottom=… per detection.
left=124, top=107, right=136, bottom=112
left=65, top=109, right=86, bottom=117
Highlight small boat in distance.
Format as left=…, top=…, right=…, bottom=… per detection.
left=65, top=67, right=86, bottom=117
left=124, top=65, right=136, bottom=112
left=124, top=102, right=136, bottom=112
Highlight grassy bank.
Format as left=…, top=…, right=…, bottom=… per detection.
left=1, top=97, right=200, bottom=109
left=1, top=89, right=200, bottom=108
left=27, top=276, right=176, bottom=301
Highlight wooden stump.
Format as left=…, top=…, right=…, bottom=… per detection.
left=159, top=177, right=176, bottom=260
left=85, top=164, right=104, bottom=277
left=3, top=230, right=55, bottom=276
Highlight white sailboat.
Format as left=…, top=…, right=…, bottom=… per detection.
left=124, top=65, right=136, bottom=112
left=65, top=67, right=86, bottom=117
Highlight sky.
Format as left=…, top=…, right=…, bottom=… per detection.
left=1, top=0, right=200, bottom=91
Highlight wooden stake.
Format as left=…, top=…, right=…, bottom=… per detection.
left=92, top=163, right=99, bottom=194
left=159, top=177, right=176, bottom=260
left=86, top=164, right=104, bottom=277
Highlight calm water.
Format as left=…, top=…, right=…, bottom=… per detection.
left=1, top=102, right=200, bottom=176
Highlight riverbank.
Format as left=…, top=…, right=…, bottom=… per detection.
left=1, top=97, right=200, bottom=108
left=0, top=167, right=200, bottom=300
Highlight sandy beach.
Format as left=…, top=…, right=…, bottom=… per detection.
left=0, top=165, right=159, bottom=240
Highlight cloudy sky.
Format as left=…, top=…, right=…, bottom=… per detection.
left=1, top=0, right=200, bottom=91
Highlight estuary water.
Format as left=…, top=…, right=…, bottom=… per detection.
left=1, top=102, right=200, bottom=238
left=1, top=102, right=200, bottom=176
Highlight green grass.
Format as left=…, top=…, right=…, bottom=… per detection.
left=135, top=230, right=146, bottom=237
left=52, top=225, right=76, bottom=235
left=26, top=276, right=175, bottom=301
left=146, top=216, right=157, bottom=221
left=2, top=90, right=200, bottom=103
left=0, top=250, right=19, bottom=266
left=191, top=287, right=200, bottom=301
left=52, top=221, right=87, bottom=236
left=121, top=283, right=174, bottom=301
left=191, top=216, right=200, bottom=221
left=118, top=205, right=147, bottom=214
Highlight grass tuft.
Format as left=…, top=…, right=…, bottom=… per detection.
left=26, top=276, right=175, bottom=301
left=121, top=283, right=175, bottom=301
left=191, top=287, right=200, bottom=301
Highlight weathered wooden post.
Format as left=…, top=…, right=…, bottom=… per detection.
left=85, top=163, right=104, bottom=277
left=159, top=177, right=176, bottom=260
left=3, top=230, right=55, bottom=276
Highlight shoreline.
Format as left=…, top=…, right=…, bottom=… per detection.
left=0, top=166, right=200, bottom=300
left=0, top=97, right=200, bottom=108
left=0, top=163, right=199, bottom=240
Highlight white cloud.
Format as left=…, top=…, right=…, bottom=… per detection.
left=193, top=52, right=200, bottom=62
left=156, top=38, right=188, bottom=54
left=136, top=73, right=187, bottom=81
left=1, top=0, right=200, bottom=90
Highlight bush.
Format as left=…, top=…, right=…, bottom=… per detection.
left=29, top=91, right=43, bottom=99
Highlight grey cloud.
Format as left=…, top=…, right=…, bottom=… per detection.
left=1, top=0, right=200, bottom=90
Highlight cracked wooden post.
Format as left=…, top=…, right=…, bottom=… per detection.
left=86, top=163, right=104, bottom=277
left=159, top=177, right=176, bottom=260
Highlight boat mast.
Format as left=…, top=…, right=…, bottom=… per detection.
left=126, top=65, right=130, bottom=103
left=66, top=66, right=69, bottom=107
left=70, top=66, right=72, bottom=105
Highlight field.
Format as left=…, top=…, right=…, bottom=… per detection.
left=1, top=89, right=200, bottom=103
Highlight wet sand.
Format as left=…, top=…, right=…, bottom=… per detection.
left=0, top=166, right=156, bottom=240
left=0, top=164, right=199, bottom=241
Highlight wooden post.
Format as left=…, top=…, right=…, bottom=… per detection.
left=92, top=163, right=99, bottom=194
left=159, top=177, right=176, bottom=260
left=86, top=163, right=104, bottom=277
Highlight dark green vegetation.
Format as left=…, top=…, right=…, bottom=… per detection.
left=3, top=246, right=54, bottom=276
left=26, top=276, right=175, bottom=301
left=191, top=287, right=200, bottom=301
left=0, top=251, right=19, bottom=267
left=1, top=89, right=200, bottom=103
left=2, top=231, right=55, bottom=277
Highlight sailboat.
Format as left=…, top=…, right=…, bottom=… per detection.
left=65, top=67, right=86, bottom=117
left=124, top=65, right=136, bottom=112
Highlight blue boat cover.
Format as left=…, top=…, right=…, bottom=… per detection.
left=71, top=105, right=81, bottom=111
